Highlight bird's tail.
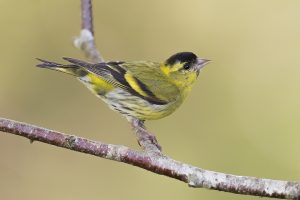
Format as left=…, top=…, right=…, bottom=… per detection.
left=36, top=58, right=87, bottom=77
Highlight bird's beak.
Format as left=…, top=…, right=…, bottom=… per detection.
left=196, top=58, right=211, bottom=70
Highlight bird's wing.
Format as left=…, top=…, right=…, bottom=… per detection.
left=120, top=61, right=180, bottom=103
left=63, top=58, right=179, bottom=105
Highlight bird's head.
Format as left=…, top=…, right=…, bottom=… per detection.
left=160, top=52, right=210, bottom=89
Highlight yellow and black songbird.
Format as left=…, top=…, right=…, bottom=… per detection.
left=37, top=52, right=209, bottom=146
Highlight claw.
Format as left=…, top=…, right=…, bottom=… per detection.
left=138, top=132, right=162, bottom=151
left=130, top=118, right=162, bottom=151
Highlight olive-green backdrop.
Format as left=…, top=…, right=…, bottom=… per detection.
left=1, top=1, right=300, bottom=200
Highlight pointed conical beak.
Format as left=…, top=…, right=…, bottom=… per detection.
left=196, top=58, right=211, bottom=70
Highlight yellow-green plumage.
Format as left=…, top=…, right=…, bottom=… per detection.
left=37, top=52, right=209, bottom=121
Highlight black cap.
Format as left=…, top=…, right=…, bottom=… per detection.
left=165, top=52, right=197, bottom=66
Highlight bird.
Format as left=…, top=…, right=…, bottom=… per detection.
left=36, top=52, right=210, bottom=149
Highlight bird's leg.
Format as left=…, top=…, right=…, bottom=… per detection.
left=130, top=118, right=162, bottom=153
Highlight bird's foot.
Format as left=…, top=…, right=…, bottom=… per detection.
left=130, top=118, right=162, bottom=152
left=137, top=129, right=162, bottom=151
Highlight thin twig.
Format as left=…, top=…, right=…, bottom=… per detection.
left=75, top=0, right=162, bottom=151
left=81, top=0, right=94, bottom=34
left=1, top=118, right=299, bottom=199
left=74, top=0, right=103, bottom=62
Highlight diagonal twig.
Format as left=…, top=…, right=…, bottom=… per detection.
left=1, top=118, right=300, bottom=199
left=80, top=0, right=94, bottom=34
left=74, top=0, right=103, bottom=63
left=74, top=0, right=162, bottom=152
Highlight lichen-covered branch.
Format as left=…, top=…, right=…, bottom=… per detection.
left=1, top=117, right=300, bottom=199
left=74, top=0, right=103, bottom=62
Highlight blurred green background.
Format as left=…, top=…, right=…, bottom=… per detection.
left=1, top=0, right=300, bottom=199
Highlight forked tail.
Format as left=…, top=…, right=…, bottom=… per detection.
left=36, top=58, right=85, bottom=76
left=36, top=58, right=64, bottom=68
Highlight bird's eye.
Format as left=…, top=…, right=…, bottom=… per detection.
left=183, top=63, right=191, bottom=70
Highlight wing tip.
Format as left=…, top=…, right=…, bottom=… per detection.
left=62, top=57, right=92, bottom=67
left=36, top=58, right=62, bottom=68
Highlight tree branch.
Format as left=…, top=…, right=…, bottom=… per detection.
left=74, top=0, right=162, bottom=152
left=80, top=0, right=94, bottom=34
left=74, top=0, right=103, bottom=62
left=1, top=118, right=300, bottom=199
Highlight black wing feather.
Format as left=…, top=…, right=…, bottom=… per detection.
left=63, top=57, right=168, bottom=105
